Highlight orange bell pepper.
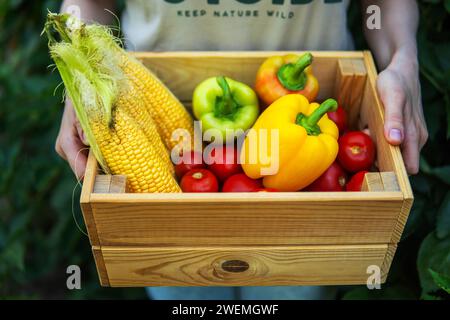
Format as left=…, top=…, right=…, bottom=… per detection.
left=255, top=53, right=319, bottom=108
left=240, top=95, right=339, bottom=192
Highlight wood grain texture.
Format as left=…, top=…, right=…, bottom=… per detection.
left=80, top=152, right=100, bottom=246
left=135, top=51, right=355, bottom=103
left=93, top=175, right=128, bottom=193
left=90, top=196, right=404, bottom=246
left=90, top=190, right=402, bottom=202
left=110, top=176, right=128, bottom=193
left=101, top=244, right=391, bottom=287
left=334, top=59, right=354, bottom=109
left=362, top=173, right=384, bottom=192
left=93, top=175, right=111, bottom=193
left=333, top=59, right=367, bottom=130
left=380, top=172, right=400, bottom=192
left=391, top=197, right=414, bottom=244
left=92, top=246, right=110, bottom=287
left=361, top=172, right=400, bottom=192
left=381, top=244, right=397, bottom=283
left=135, top=51, right=365, bottom=58
left=347, top=59, right=367, bottom=129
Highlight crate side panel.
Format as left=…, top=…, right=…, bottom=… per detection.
left=92, top=246, right=110, bottom=287
left=381, top=244, right=397, bottom=283
left=102, top=244, right=390, bottom=287
left=91, top=199, right=403, bottom=246
left=138, top=54, right=338, bottom=102
left=80, top=152, right=100, bottom=246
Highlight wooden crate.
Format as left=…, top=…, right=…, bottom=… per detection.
left=80, top=51, right=413, bottom=287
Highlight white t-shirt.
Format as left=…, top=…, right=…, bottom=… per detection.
left=122, top=0, right=354, bottom=51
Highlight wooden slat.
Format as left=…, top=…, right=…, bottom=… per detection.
left=101, top=244, right=391, bottom=287
left=391, top=197, right=415, bottom=244
left=90, top=195, right=404, bottom=247
left=348, top=59, right=367, bottom=129
left=381, top=244, right=397, bottom=283
left=380, top=172, right=400, bottom=192
left=137, top=51, right=343, bottom=103
left=110, top=176, right=128, bottom=193
left=93, top=175, right=128, bottom=194
left=362, top=173, right=384, bottom=192
left=80, top=152, right=100, bottom=246
left=92, top=246, right=110, bottom=287
left=333, top=59, right=367, bottom=130
left=361, top=172, right=400, bottom=193
left=93, top=175, right=111, bottom=193
left=135, top=51, right=365, bottom=59
left=333, top=59, right=354, bottom=108
left=90, top=190, right=402, bottom=202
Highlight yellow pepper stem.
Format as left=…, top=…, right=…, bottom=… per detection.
left=277, top=53, right=313, bottom=91
left=296, top=98, right=338, bottom=136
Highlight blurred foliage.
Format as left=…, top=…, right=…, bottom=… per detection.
left=343, top=0, right=450, bottom=300
left=0, top=0, right=144, bottom=299
left=0, top=0, right=449, bottom=299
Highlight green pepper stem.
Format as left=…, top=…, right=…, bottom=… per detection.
left=216, top=76, right=238, bottom=116
left=277, top=53, right=313, bottom=91
left=291, top=53, right=313, bottom=79
left=296, top=99, right=338, bottom=136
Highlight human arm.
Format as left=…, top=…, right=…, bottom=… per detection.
left=61, top=0, right=116, bottom=25
left=362, top=0, right=428, bottom=174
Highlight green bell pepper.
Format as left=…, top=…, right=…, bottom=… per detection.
left=193, top=76, right=259, bottom=141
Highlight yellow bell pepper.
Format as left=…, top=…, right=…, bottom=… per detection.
left=240, top=94, right=339, bottom=191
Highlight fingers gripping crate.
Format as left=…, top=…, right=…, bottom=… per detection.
left=80, top=51, right=413, bottom=287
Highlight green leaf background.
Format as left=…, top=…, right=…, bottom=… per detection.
left=343, top=0, right=450, bottom=300
left=0, top=0, right=449, bottom=299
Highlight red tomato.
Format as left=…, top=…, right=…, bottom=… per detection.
left=327, top=105, right=347, bottom=134
left=305, top=162, right=347, bottom=192
left=174, top=150, right=205, bottom=179
left=255, top=188, right=279, bottom=192
left=337, top=131, right=375, bottom=173
left=180, top=169, right=219, bottom=193
left=222, top=174, right=262, bottom=192
left=205, top=144, right=243, bottom=182
left=346, top=171, right=369, bottom=192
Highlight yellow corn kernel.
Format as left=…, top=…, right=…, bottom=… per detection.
left=121, top=56, right=195, bottom=153
left=115, top=81, right=175, bottom=175
left=90, top=108, right=181, bottom=193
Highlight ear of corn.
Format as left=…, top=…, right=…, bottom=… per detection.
left=51, top=42, right=113, bottom=173
left=91, top=108, right=180, bottom=193
left=115, top=80, right=175, bottom=176
left=121, top=56, right=195, bottom=153
left=46, top=13, right=180, bottom=193
left=69, top=22, right=195, bottom=153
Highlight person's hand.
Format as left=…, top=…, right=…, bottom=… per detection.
left=376, top=48, right=428, bottom=174
left=55, top=100, right=89, bottom=180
